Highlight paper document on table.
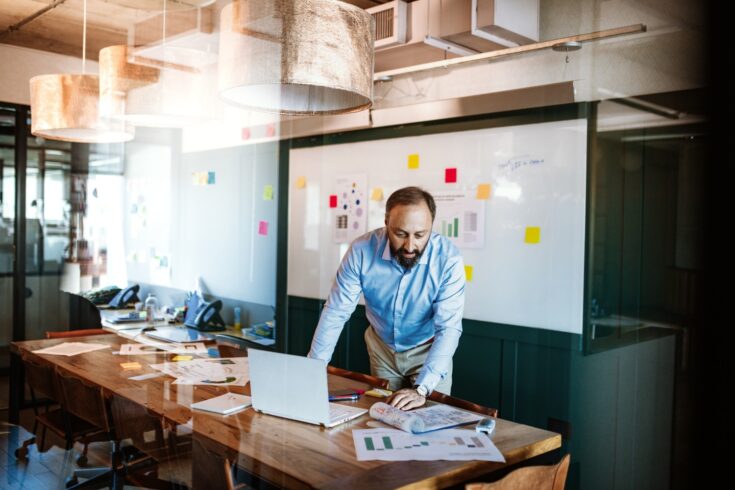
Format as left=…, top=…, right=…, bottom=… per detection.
left=191, top=393, right=252, bottom=415
left=150, top=357, right=248, bottom=386
left=33, top=342, right=110, bottom=357
left=369, top=402, right=482, bottom=433
left=119, top=342, right=208, bottom=356
left=352, top=428, right=505, bottom=462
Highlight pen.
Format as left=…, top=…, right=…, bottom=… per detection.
left=328, top=394, right=360, bottom=401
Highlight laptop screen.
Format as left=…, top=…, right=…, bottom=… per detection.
left=247, top=349, right=331, bottom=425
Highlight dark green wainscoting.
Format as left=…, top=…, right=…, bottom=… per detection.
left=286, top=295, right=676, bottom=490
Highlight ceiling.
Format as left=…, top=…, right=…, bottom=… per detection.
left=0, top=0, right=393, bottom=61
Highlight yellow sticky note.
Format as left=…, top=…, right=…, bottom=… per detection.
left=263, top=184, right=274, bottom=200
left=525, top=227, right=541, bottom=244
left=295, top=176, right=306, bottom=189
left=173, top=355, right=193, bottom=362
left=408, top=154, right=420, bottom=169
left=120, top=362, right=142, bottom=370
left=464, top=265, right=473, bottom=282
left=476, top=183, right=491, bottom=200
left=371, top=187, right=384, bottom=201
left=191, top=173, right=199, bottom=185
left=365, top=388, right=393, bottom=398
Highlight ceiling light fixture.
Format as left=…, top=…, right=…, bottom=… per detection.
left=99, top=1, right=217, bottom=127
left=29, top=0, right=134, bottom=143
left=218, top=0, right=374, bottom=115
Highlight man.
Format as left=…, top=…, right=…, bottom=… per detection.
left=308, top=187, right=465, bottom=411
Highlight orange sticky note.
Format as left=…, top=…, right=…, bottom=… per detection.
left=476, top=184, right=491, bottom=200
left=464, top=265, right=473, bottom=282
left=408, top=154, right=420, bottom=169
left=121, top=362, right=142, bottom=370
left=525, top=227, right=541, bottom=244
left=172, top=355, right=193, bottom=362
left=295, top=176, right=306, bottom=189
left=371, top=188, right=384, bottom=201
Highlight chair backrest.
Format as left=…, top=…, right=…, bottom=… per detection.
left=466, top=454, right=571, bottom=490
left=66, top=292, right=103, bottom=330
left=327, top=365, right=390, bottom=389
left=428, top=391, right=499, bottom=418
left=56, top=368, right=111, bottom=432
left=46, top=328, right=108, bottom=339
left=215, top=335, right=265, bottom=358
left=22, top=354, right=58, bottom=401
left=109, top=393, right=164, bottom=449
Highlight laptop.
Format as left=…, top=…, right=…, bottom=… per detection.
left=247, top=349, right=367, bottom=428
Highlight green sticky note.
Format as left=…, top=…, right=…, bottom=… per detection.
left=263, top=184, right=274, bottom=200
left=525, top=227, right=541, bottom=244
left=408, top=154, right=420, bottom=169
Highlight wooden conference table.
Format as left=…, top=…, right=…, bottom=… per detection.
left=11, top=334, right=561, bottom=489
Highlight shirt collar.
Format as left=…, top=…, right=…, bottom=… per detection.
left=380, top=229, right=431, bottom=265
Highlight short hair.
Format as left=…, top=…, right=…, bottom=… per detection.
left=385, top=187, right=436, bottom=222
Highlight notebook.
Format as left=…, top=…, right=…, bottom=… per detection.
left=191, top=393, right=252, bottom=415
left=247, top=349, right=367, bottom=428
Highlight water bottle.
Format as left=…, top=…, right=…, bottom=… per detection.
left=144, top=294, right=159, bottom=325
left=234, top=307, right=242, bottom=330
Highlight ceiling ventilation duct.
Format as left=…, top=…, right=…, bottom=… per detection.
left=368, top=0, right=539, bottom=72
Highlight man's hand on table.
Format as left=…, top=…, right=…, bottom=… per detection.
left=388, top=388, right=426, bottom=410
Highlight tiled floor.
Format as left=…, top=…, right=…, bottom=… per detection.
left=1, top=394, right=191, bottom=490
left=0, top=420, right=111, bottom=490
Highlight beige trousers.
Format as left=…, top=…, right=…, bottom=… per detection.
left=364, top=326, right=452, bottom=394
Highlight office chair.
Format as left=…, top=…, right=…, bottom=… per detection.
left=47, top=329, right=107, bottom=339
left=215, top=335, right=252, bottom=358
left=465, top=454, right=570, bottom=490
left=108, top=393, right=192, bottom=489
left=56, top=369, right=117, bottom=489
left=65, top=291, right=103, bottom=331
left=327, top=365, right=390, bottom=389
left=14, top=354, right=104, bottom=465
left=427, top=391, right=499, bottom=418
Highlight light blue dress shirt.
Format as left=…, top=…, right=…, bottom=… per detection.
left=308, top=227, right=465, bottom=392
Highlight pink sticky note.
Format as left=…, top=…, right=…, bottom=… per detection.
left=241, top=128, right=251, bottom=140
left=266, top=124, right=276, bottom=137
left=258, top=221, right=268, bottom=236
left=329, top=195, right=338, bottom=208
left=445, top=168, right=457, bottom=183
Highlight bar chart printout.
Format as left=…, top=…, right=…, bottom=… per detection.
left=352, top=428, right=505, bottom=462
left=432, top=191, right=486, bottom=248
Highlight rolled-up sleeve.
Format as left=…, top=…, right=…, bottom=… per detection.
left=414, top=253, right=465, bottom=392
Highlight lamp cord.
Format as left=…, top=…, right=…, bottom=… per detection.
left=82, top=0, right=87, bottom=74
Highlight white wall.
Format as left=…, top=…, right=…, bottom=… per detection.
left=0, top=43, right=99, bottom=105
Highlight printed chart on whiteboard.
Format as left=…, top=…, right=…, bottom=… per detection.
left=333, top=174, right=367, bottom=243
left=432, top=191, right=486, bottom=249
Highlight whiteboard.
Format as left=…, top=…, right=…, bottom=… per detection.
left=124, top=141, right=279, bottom=307
left=288, top=119, right=587, bottom=334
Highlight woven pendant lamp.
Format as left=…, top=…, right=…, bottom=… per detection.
left=29, top=0, right=133, bottom=143
left=218, top=0, right=375, bottom=115
left=99, top=44, right=217, bottom=128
